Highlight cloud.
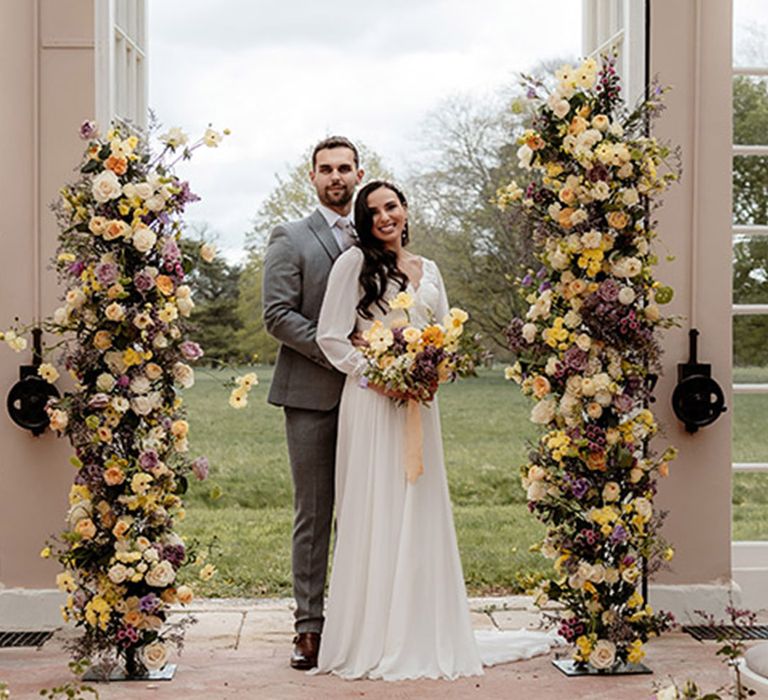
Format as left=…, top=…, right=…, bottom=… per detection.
left=149, top=1, right=581, bottom=258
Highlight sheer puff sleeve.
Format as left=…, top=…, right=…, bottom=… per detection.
left=317, top=247, right=367, bottom=377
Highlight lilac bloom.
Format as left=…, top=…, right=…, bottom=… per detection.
left=180, top=341, right=204, bottom=361
left=191, top=456, right=209, bottom=481
left=79, top=120, right=98, bottom=140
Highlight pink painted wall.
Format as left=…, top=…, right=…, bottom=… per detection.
left=0, top=0, right=95, bottom=588
left=651, top=0, right=734, bottom=585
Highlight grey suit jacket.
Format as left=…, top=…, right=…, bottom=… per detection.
left=263, top=208, right=347, bottom=410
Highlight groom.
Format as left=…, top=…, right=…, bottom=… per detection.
left=262, top=136, right=364, bottom=669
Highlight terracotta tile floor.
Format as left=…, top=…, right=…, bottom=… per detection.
left=0, top=597, right=742, bottom=699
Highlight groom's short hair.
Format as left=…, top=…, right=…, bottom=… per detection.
left=312, top=136, right=359, bottom=170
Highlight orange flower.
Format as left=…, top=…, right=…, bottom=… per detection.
left=606, top=211, right=630, bottom=230
left=105, top=155, right=128, bottom=175
left=525, top=132, right=545, bottom=150
left=658, top=462, right=670, bottom=477
left=103, top=466, right=125, bottom=485
left=123, top=610, right=144, bottom=627
left=155, top=275, right=175, bottom=296
left=558, top=207, right=576, bottom=229
left=421, top=325, right=445, bottom=347
left=586, top=450, right=607, bottom=471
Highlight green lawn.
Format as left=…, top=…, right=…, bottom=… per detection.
left=177, top=365, right=768, bottom=597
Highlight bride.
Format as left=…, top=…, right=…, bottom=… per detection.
left=315, top=180, right=558, bottom=681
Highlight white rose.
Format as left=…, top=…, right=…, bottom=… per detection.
left=618, top=287, right=636, bottom=305
left=526, top=480, right=548, bottom=501
left=96, top=373, right=116, bottom=392
left=145, top=560, right=176, bottom=587
left=140, top=641, right=169, bottom=671
left=545, top=356, right=559, bottom=376
left=177, top=296, right=195, bottom=318
left=609, top=121, right=624, bottom=137
left=581, top=229, right=602, bottom=249
left=104, top=350, right=127, bottom=374
left=547, top=93, right=571, bottom=119
left=634, top=497, right=653, bottom=521
left=592, top=114, right=610, bottom=131
left=91, top=170, right=122, bottom=203
left=153, top=333, right=169, bottom=349
left=580, top=378, right=596, bottom=397
left=176, top=285, right=192, bottom=299
left=591, top=181, right=611, bottom=201
left=108, top=563, right=128, bottom=584
left=549, top=247, right=570, bottom=270
left=621, top=187, right=640, bottom=206
left=67, top=499, right=91, bottom=527
left=173, top=362, right=195, bottom=389
left=111, top=396, right=129, bottom=413
left=130, top=376, right=151, bottom=395
left=522, top=323, right=537, bottom=343
left=530, top=397, right=557, bottom=425
left=133, top=226, right=157, bottom=254
left=104, top=302, right=125, bottom=322
left=602, top=482, right=621, bottom=502
left=517, top=144, right=534, bottom=170
left=144, top=195, right=166, bottom=212
left=575, top=333, right=591, bottom=351
left=645, top=304, right=661, bottom=322
left=66, top=288, right=86, bottom=308
left=131, top=395, right=154, bottom=416
left=612, top=257, right=642, bottom=278
left=595, top=389, right=613, bottom=407
left=134, top=182, right=154, bottom=200
left=589, top=639, right=616, bottom=670
left=200, top=244, right=216, bottom=263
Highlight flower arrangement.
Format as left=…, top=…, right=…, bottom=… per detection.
left=9, top=119, right=229, bottom=676
left=497, top=55, right=680, bottom=669
left=359, top=292, right=479, bottom=404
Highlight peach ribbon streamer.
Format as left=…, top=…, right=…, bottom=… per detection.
left=404, top=400, right=424, bottom=483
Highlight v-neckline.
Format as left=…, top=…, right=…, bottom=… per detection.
left=404, top=256, right=424, bottom=293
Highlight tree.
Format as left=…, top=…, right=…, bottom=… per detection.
left=182, top=225, right=244, bottom=364
left=732, top=74, right=768, bottom=367
left=404, top=62, right=574, bottom=352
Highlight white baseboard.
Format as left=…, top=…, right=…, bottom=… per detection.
left=649, top=581, right=742, bottom=624
left=0, top=588, right=65, bottom=630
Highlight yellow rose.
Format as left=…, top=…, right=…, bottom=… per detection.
left=388, top=291, right=414, bottom=310
left=93, top=330, right=113, bottom=351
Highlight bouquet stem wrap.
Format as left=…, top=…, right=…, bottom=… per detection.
left=404, top=400, right=424, bottom=483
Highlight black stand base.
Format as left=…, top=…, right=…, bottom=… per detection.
left=83, top=663, right=176, bottom=681
left=552, top=659, right=652, bottom=676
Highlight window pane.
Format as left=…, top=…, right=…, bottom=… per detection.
left=734, top=76, right=768, bottom=146
left=733, top=154, right=768, bottom=226
left=733, top=392, right=768, bottom=462
left=733, top=0, right=768, bottom=68
left=733, top=319, right=768, bottom=377
left=733, top=237, right=768, bottom=303
left=733, top=472, right=768, bottom=541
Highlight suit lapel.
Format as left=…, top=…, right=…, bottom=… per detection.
left=307, top=209, right=341, bottom=262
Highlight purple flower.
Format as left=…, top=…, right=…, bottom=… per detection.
left=68, top=260, right=86, bottom=277
left=572, top=478, right=590, bottom=499
left=521, top=273, right=533, bottom=287
left=563, top=346, right=588, bottom=372
left=191, top=456, right=209, bottom=481
left=139, top=450, right=159, bottom=470
left=180, top=341, right=204, bottom=361
left=162, top=544, right=186, bottom=567
left=134, top=269, right=156, bottom=293
left=117, top=374, right=131, bottom=388
left=79, top=120, right=98, bottom=140
left=161, top=237, right=181, bottom=264
left=598, top=279, right=620, bottom=303
left=610, top=525, right=628, bottom=544
left=95, top=262, right=119, bottom=286
left=139, top=594, right=160, bottom=613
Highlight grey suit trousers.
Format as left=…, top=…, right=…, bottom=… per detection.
left=284, top=405, right=339, bottom=634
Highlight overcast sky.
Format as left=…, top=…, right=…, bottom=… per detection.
left=148, top=0, right=581, bottom=260
left=148, top=1, right=766, bottom=262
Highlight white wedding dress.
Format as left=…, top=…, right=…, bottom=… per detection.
left=315, top=247, right=560, bottom=681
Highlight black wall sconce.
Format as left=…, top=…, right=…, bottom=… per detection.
left=6, top=328, right=60, bottom=436
left=671, top=328, right=727, bottom=434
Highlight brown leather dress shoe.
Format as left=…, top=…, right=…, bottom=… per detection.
left=290, top=632, right=320, bottom=670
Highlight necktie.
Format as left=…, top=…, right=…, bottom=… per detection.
left=337, top=217, right=357, bottom=250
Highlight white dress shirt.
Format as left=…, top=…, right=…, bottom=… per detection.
left=317, top=204, right=357, bottom=251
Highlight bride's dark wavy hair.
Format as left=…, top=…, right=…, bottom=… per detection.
left=354, top=180, right=411, bottom=320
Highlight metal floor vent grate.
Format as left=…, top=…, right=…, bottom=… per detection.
left=0, top=631, right=54, bottom=648
left=683, top=625, right=768, bottom=641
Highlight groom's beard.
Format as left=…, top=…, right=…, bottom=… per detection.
left=321, top=184, right=354, bottom=208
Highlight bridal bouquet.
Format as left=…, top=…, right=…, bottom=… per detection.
left=359, top=292, right=479, bottom=405
left=497, top=54, right=680, bottom=670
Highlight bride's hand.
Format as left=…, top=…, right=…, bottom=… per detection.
left=349, top=330, right=367, bottom=348
left=368, top=382, right=412, bottom=402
